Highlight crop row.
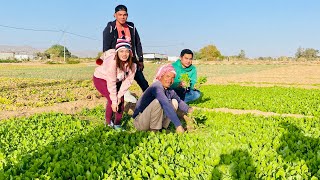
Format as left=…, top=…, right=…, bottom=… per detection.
left=1, top=106, right=319, bottom=179
left=191, top=85, right=320, bottom=116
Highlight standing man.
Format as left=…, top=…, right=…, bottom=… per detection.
left=170, top=49, right=201, bottom=103
left=103, top=5, right=149, bottom=102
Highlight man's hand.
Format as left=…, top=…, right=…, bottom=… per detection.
left=193, top=84, right=199, bottom=90
left=137, top=62, right=144, bottom=71
left=187, top=107, right=194, bottom=114
left=176, top=125, right=185, bottom=133
left=179, top=81, right=186, bottom=88
left=111, top=104, right=118, bottom=112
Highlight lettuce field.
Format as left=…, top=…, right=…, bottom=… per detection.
left=0, top=62, right=320, bottom=179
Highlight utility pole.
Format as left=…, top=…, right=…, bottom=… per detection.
left=64, top=43, right=66, bottom=62
left=63, top=31, right=66, bottom=62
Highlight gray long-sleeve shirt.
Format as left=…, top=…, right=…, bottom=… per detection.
left=133, top=81, right=190, bottom=127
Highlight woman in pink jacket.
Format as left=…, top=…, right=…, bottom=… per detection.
left=93, top=39, right=137, bottom=130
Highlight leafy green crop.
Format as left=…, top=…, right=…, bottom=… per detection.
left=195, top=76, right=207, bottom=89
left=190, top=84, right=320, bottom=116
left=179, top=73, right=191, bottom=87
left=1, top=107, right=320, bottom=179
left=180, top=74, right=207, bottom=89
left=197, top=76, right=207, bottom=84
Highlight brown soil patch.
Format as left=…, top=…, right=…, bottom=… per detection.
left=0, top=98, right=104, bottom=120
left=208, top=64, right=320, bottom=89
left=0, top=96, right=138, bottom=120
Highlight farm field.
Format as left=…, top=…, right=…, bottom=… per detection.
left=0, top=61, right=320, bottom=179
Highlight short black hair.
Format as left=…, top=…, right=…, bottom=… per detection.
left=180, top=49, right=193, bottom=58
left=115, top=5, right=127, bottom=13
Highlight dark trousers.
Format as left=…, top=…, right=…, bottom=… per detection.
left=174, top=88, right=186, bottom=101
left=134, top=69, right=149, bottom=92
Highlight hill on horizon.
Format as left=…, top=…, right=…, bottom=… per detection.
left=0, top=45, right=99, bottom=58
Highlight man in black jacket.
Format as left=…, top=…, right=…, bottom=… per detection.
left=103, top=5, right=149, bottom=102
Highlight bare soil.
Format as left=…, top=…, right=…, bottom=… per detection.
left=0, top=96, right=137, bottom=120
left=194, top=107, right=313, bottom=119
left=207, top=63, right=320, bottom=89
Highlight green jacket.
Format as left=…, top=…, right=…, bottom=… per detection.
left=171, top=59, right=197, bottom=90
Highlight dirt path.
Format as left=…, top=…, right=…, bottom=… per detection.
left=194, top=107, right=313, bottom=119
left=209, top=64, right=320, bottom=89
left=0, top=98, right=105, bottom=120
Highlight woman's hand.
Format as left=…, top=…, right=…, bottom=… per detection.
left=117, top=98, right=122, bottom=106
left=111, top=104, right=118, bottom=112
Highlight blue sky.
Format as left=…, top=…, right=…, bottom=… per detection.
left=0, top=0, right=319, bottom=58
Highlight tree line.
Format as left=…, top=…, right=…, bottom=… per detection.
left=35, top=44, right=320, bottom=62
left=194, top=45, right=319, bottom=61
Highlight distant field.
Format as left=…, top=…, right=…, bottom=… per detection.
left=1, top=61, right=320, bottom=88
left=0, top=63, right=95, bottom=80
left=0, top=61, right=291, bottom=82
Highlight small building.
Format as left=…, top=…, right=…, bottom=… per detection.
left=0, top=52, right=14, bottom=60
left=14, top=54, right=34, bottom=60
left=0, top=45, right=38, bottom=60
left=0, top=52, right=35, bottom=60
left=143, top=53, right=168, bottom=61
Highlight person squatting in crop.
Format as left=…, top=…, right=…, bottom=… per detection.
left=93, top=38, right=136, bottom=130
left=132, top=64, right=193, bottom=133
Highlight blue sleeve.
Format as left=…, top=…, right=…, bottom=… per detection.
left=152, top=87, right=182, bottom=127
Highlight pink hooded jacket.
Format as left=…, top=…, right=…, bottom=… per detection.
left=94, top=49, right=137, bottom=105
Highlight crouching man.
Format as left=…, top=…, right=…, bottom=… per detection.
left=132, top=64, right=193, bottom=133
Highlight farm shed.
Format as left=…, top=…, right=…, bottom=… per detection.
left=144, top=53, right=168, bottom=61
left=0, top=52, right=14, bottom=60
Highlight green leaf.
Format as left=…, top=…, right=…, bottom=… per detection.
left=158, top=166, right=166, bottom=175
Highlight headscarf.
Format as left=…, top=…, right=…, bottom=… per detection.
left=154, top=64, right=176, bottom=81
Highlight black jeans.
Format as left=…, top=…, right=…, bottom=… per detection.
left=173, top=88, right=186, bottom=101
left=134, top=69, right=149, bottom=92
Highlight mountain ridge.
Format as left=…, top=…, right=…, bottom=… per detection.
left=0, top=45, right=99, bottom=58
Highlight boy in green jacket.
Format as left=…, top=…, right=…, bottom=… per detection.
left=170, top=49, right=201, bottom=103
